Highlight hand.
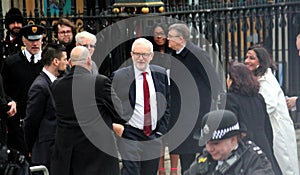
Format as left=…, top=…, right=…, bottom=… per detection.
left=6, top=101, right=17, bottom=117
left=286, top=96, right=298, bottom=110
left=112, top=123, right=124, bottom=137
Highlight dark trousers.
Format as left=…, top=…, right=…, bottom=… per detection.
left=6, top=116, right=29, bottom=161
left=117, top=125, right=162, bottom=175
left=179, top=153, right=196, bottom=174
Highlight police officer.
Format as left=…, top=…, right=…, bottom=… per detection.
left=0, top=8, right=25, bottom=71
left=184, top=110, right=275, bottom=175
left=1, top=24, right=45, bottom=162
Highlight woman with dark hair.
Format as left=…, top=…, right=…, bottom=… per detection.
left=225, top=62, right=282, bottom=175
left=244, top=46, right=299, bottom=175
left=149, top=24, right=172, bottom=70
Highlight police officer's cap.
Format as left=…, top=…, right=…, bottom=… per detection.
left=21, top=24, right=45, bottom=41
left=5, top=8, right=24, bottom=29
left=197, top=110, right=246, bottom=146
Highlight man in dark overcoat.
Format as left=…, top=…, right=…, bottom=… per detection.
left=51, top=46, right=125, bottom=175
left=167, top=23, right=222, bottom=174
left=1, top=24, right=45, bottom=160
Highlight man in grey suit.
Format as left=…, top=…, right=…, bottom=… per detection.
left=24, top=43, right=67, bottom=169
left=111, top=38, right=170, bottom=175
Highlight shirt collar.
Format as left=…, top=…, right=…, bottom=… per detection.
left=42, top=67, right=57, bottom=82
left=176, top=44, right=186, bottom=54
left=24, top=49, right=42, bottom=63
left=134, top=65, right=151, bottom=79
left=10, top=36, right=14, bottom=41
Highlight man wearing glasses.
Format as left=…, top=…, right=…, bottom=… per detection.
left=75, top=31, right=98, bottom=75
left=111, top=38, right=170, bottom=175
left=167, top=23, right=222, bottom=174
left=55, top=17, right=76, bottom=59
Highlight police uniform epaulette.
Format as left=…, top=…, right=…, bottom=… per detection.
left=245, top=140, right=264, bottom=155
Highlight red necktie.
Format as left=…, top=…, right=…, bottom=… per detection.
left=142, top=72, right=152, bottom=136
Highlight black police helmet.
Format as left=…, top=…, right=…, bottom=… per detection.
left=197, top=110, right=246, bottom=146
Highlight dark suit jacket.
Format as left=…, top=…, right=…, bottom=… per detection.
left=296, top=98, right=300, bottom=111
left=24, top=71, right=56, bottom=167
left=51, top=66, right=124, bottom=175
left=111, top=64, right=170, bottom=135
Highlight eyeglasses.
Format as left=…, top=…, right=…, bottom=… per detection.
left=80, top=44, right=96, bottom=49
left=132, top=52, right=152, bottom=59
left=167, top=34, right=180, bottom=39
left=58, top=30, right=72, bottom=36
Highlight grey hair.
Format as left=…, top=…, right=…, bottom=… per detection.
left=168, top=23, right=190, bottom=41
left=131, top=38, right=153, bottom=53
left=75, top=31, right=97, bottom=45
left=70, top=46, right=91, bottom=62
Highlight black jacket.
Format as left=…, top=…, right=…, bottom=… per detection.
left=0, top=32, right=24, bottom=72
left=0, top=74, right=12, bottom=144
left=51, top=66, right=124, bottom=175
left=184, top=140, right=275, bottom=175
left=2, top=51, right=43, bottom=119
left=225, top=92, right=282, bottom=175
left=1, top=51, right=42, bottom=157
left=24, top=71, right=56, bottom=167
left=170, top=41, right=222, bottom=154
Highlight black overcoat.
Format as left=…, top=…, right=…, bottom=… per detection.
left=170, top=41, right=222, bottom=154
left=1, top=51, right=42, bottom=156
left=51, top=66, right=124, bottom=175
left=225, top=92, right=282, bottom=175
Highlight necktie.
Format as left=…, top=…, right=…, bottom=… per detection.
left=142, top=72, right=152, bottom=136
left=30, top=54, right=35, bottom=64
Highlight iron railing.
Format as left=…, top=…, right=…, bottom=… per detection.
left=2, top=0, right=300, bottom=99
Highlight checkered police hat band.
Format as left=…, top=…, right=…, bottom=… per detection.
left=212, top=123, right=240, bottom=140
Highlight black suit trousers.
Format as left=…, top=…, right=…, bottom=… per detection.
left=117, top=125, right=162, bottom=175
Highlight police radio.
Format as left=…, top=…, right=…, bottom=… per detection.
left=196, top=151, right=210, bottom=174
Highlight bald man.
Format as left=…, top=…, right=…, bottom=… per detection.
left=51, top=46, right=125, bottom=175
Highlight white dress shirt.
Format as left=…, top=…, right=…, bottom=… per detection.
left=42, top=67, right=57, bottom=83
left=24, top=49, right=42, bottom=64
left=127, top=66, right=158, bottom=131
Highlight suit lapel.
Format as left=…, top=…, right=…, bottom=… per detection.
left=127, top=67, right=136, bottom=106
left=40, top=71, right=52, bottom=85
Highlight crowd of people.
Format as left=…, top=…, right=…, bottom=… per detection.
left=0, top=6, right=299, bottom=175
